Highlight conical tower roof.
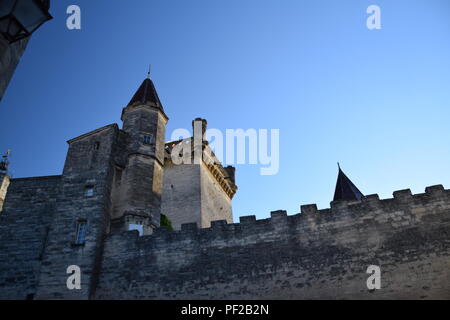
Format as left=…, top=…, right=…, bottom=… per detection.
left=127, top=78, right=164, bottom=112
left=333, top=165, right=364, bottom=201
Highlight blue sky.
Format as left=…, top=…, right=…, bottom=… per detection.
left=1, top=0, right=450, bottom=221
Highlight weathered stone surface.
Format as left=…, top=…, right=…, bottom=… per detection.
left=161, top=141, right=236, bottom=230
left=162, top=163, right=202, bottom=230
left=0, top=175, right=61, bottom=300
left=1, top=173, right=450, bottom=300
left=95, top=188, right=450, bottom=300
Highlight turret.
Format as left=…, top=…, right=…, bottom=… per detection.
left=118, top=76, right=169, bottom=233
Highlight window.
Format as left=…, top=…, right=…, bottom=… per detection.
left=143, top=135, right=153, bottom=145
left=94, top=142, right=100, bottom=150
left=74, top=221, right=87, bottom=245
left=128, top=224, right=144, bottom=236
left=85, top=186, right=94, bottom=197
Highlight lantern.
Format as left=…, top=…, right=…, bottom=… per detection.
left=0, top=0, right=52, bottom=43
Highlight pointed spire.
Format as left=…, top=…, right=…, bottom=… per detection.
left=333, top=164, right=364, bottom=202
left=127, top=77, right=164, bottom=111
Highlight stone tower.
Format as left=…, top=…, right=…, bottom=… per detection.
left=161, top=119, right=237, bottom=230
left=111, top=77, right=169, bottom=234
left=34, top=76, right=168, bottom=299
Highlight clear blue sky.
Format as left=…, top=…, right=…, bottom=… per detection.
left=1, top=0, right=450, bottom=221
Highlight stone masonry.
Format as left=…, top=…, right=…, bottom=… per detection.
left=94, top=186, right=450, bottom=300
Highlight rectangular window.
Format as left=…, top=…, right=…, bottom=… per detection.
left=143, top=135, right=153, bottom=145
left=85, top=186, right=94, bottom=197
left=75, top=221, right=87, bottom=245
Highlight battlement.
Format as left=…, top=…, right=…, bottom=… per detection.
left=108, top=184, right=450, bottom=245
left=95, top=184, right=450, bottom=299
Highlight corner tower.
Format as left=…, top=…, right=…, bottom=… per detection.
left=116, top=76, right=169, bottom=233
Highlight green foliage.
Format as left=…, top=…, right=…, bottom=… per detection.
left=160, top=214, right=174, bottom=231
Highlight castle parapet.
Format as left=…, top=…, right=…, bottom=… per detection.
left=300, top=204, right=318, bottom=214
left=393, top=189, right=413, bottom=201
left=181, top=222, right=198, bottom=231
left=425, top=184, right=445, bottom=196
left=105, top=185, right=450, bottom=249
left=239, top=215, right=256, bottom=224
left=97, top=184, right=450, bottom=300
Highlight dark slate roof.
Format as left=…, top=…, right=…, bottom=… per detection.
left=127, top=78, right=164, bottom=111
left=333, top=166, right=364, bottom=201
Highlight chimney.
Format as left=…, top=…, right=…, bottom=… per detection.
left=192, top=118, right=208, bottom=140
left=225, top=166, right=236, bottom=184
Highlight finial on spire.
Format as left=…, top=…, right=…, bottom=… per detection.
left=337, top=162, right=341, bottom=170
left=147, top=64, right=151, bottom=79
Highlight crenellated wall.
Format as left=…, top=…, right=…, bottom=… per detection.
left=95, top=185, right=450, bottom=300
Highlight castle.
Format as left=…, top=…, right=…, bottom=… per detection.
left=0, top=77, right=449, bottom=300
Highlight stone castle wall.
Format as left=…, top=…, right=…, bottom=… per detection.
left=0, top=176, right=61, bottom=300
left=95, top=185, right=450, bottom=300
left=162, top=163, right=202, bottom=230
left=161, top=140, right=237, bottom=230
left=200, top=162, right=233, bottom=228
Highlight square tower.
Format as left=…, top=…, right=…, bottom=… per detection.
left=161, top=119, right=237, bottom=230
